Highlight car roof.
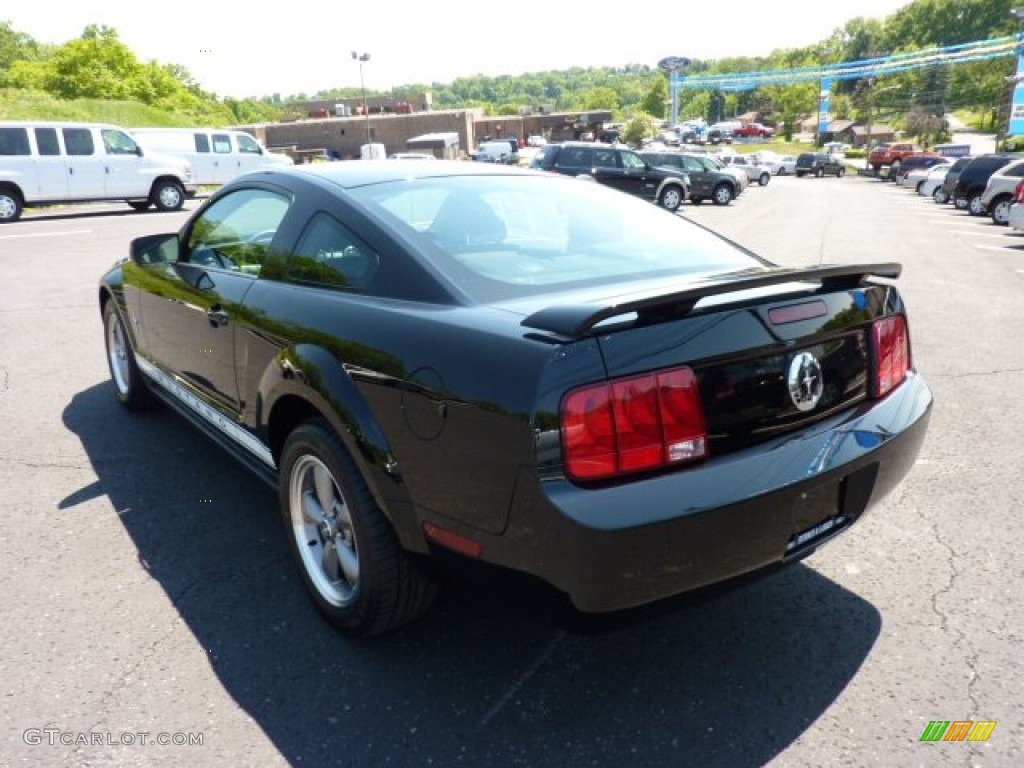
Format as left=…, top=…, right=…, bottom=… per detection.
left=251, top=160, right=539, bottom=189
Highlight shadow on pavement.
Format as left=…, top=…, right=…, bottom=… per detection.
left=64, top=382, right=882, bottom=768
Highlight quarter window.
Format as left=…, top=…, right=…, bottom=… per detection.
left=185, top=188, right=290, bottom=274
left=288, top=213, right=378, bottom=289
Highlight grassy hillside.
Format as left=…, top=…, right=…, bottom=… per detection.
left=0, top=89, right=220, bottom=127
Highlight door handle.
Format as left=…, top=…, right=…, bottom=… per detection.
left=206, top=307, right=230, bottom=327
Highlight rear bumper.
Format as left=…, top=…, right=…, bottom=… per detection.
left=491, top=372, right=932, bottom=613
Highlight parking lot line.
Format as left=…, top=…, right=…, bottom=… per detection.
left=974, top=244, right=1024, bottom=252
left=947, top=229, right=1015, bottom=238
left=0, top=229, right=92, bottom=240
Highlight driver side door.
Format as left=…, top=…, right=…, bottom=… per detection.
left=135, top=187, right=291, bottom=412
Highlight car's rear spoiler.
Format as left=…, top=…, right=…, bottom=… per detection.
left=520, top=262, right=902, bottom=337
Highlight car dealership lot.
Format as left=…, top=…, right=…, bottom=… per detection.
left=1, top=177, right=1021, bottom=767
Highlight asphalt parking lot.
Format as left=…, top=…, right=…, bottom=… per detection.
left=1, top=175, right=1021, bottom=767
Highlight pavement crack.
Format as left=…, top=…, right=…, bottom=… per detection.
left=478, top=629, right=565, bottom=728
left=928, top=366, right=1024, bottom=380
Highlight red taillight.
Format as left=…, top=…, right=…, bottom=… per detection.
left=562, top=367, right=707, bottom=481
left=1015, top=179, right=1024, bottom=204
left=873, top=315, right=910, bottom=398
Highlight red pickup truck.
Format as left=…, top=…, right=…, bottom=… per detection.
left=868, top=142, right=922, bottom=174
left=734, top=122, right=775, bottom=138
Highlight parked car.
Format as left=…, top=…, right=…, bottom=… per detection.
left=977, top=158, right=1024, bottom=225
left=933, top=156, right=975, bottom=204
left=529, top=141, right=689, bottom=211
left=795, top=153, right=846, bottom=178
left=388, top=152, right=436, bottom=160
left=1006, top=179, right=1024, bottom=231
left=129, top=127, right=293, bottom=186
left=472, top=140, right=516, bottom=164
left=777, top=155, right=798, bottom=175
left=719, top=154, right=773, bottom=186
left=700, top=154, right=749, bottom=192
left=750, top=150, right=786, bottom=175
left=99, top=160, right=932, bottom=636
left=0, top=120, right=197, bottom=222
left=951, top=154, right=1018, bottom=215
left=891, top=154, right=946, bottom=187
left=733, top=122, right=775, bottom=139
left=639, top=150, right=740, bottom=205
left=913, top=163, right=952, bottom=197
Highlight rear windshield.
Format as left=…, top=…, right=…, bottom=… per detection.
left=349, top=174, right=761, bottom=302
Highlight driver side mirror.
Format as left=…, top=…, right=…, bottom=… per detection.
left=130, top=233, right=180, bottom=265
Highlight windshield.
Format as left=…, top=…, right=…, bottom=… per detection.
left=350, top=174, right=762, bottom=303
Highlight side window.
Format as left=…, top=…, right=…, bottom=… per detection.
left=101, top=129, right=140, bottom=155
left=620, top=151, right=646, bottom=170
left=0, top=127, right=30, bottom=156
left=34, top=128, right=60, bottom=156
left=212, top=134, right=232, bottom=154
left=288, top=213, right=378, bottom=289
left=1006, top=164, right=1024, bottom=178
left=559, top=147, right=593, bottom=168
left=185, top=188, right=290, bottom=274
left=194, top=134, right=210, bottom=153
left=236, top=134, right=262, bottom=154
left=63, top=128, right=95, bottom=156
left=593, top=149, right=617, bottom=168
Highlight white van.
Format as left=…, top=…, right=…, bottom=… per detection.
left=0, top=121, right=196, bottom=222
left=129, top=128, right=293, bottom=186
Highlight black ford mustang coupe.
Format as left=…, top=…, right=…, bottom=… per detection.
left=99, top=161, right=932, bottom=636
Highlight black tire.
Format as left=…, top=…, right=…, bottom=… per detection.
left=657, top=184, right=684, bottom=212
left=837, top=167, right=846, bottom=178
left=102, top=299, right=153, bottom=410
left=968, top=193, right=986, bottom=216
left=0, top=185, right=23, bottom=223
left=279, top=419, right=438, bottom=636
left=129, top=201, right=151, bottom=212
left=915, top=181, right=925, bottom=194
left=991, top=196, right=1013, bottom=226
left=954, top=195, right=969, bottom=210
left=151, top=180, right=185, bottom=212
left=758, top=172, right=770, bottom=186
left=815, top=167, right=824, bottom=178
left=934, top=188, right=950, bottom=204
left=711, top=183, right=733, bottom=205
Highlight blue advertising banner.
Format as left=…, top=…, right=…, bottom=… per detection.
left=818, top=78, right=832, bottom=134
left=1009, top=48, right=1024, bottom=136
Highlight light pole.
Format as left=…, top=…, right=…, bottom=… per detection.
left=351, top=51, right=371, bottom=145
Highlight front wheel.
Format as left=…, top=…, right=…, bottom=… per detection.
left=102, top=300, right=153, bottom=410
left=837, top=167, right=846, bottom=178
left=151, top=180, right=185, bottom=212
left=711, top=184, right=733, bottom=205
left=815, top=167, right=824, bottom=178
left=280, top=419, right=437, bottom=636
left=658, top=184, right=683, bottom=212
left=934, top=188, right=950, bottom=204
left=758, top=172, right=770, bottom=186
left=968, top=194, right=986, bottom=216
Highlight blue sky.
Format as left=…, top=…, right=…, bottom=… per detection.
left=3, top=1, right=915, bottom=98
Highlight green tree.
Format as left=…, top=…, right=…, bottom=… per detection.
left=622, top=112, right=658, bottom=145
left=639, top=75, right=668, bottom=119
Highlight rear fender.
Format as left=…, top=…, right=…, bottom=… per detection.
left=258, top=344, right=424, bottom=552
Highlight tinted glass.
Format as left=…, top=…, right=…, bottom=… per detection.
left=195, top=133, right=210, bottom=153
left=0, top=127, right=30, bottom=155
left=34, top=127, right=60, bottom=156
left=289, top=213, right=378, bottom=288
left=354, top=175, right=759, bottom=302
left=185, top=189, right=290, bottom=274
left=63, top=128, right=94, bottom=156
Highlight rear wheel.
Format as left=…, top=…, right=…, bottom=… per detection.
left=711, top=184, right=733, bottom=205
left=968, top=194, right=986, bottom=216
left=758, top=172, right=770, bottom=186
left=657, top=184, right=683, bottom=212
left=151, top=180, right=185, bottom=212
left=815, top=167, right=824, bottom=178
left=837, top=167, right=846, bottom=178
left=280, top=419, right=437, bottom=636
left=0, top=186, right=23, bottom=223
left=934, top=188, right=950, bottom=204
left=991, top=196, right=1013, bottom=225
left=915, top=181, right=925, bottom=194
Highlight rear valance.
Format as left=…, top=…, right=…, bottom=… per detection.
left=520, top=263, right=902, bottom=337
